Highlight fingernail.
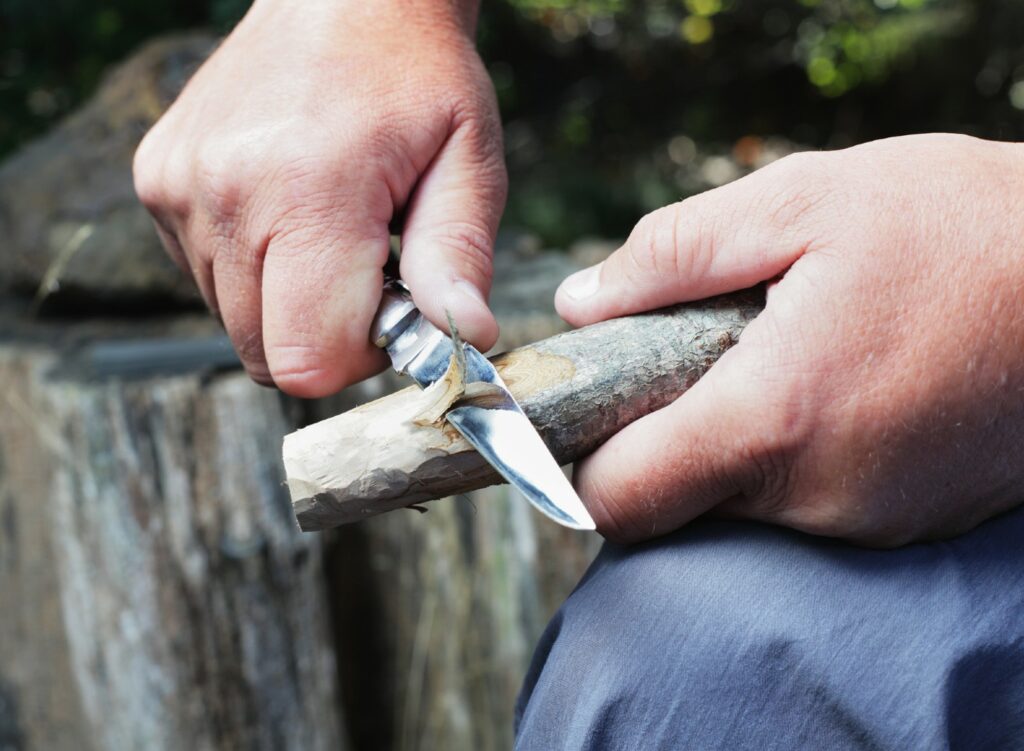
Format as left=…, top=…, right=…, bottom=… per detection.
left=454, top=279, right=487, bottom=308
left=560, top=265, right=601, bottom=300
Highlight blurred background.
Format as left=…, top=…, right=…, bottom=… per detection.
left=1, top=1, right=1022, bottom=750
left=4, top=0, right=1024, bottom=244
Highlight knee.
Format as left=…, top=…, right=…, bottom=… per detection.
left=516, top=524, right=803, bottom=748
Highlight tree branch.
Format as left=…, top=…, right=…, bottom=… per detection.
left=284, top=289, right=765, bottom=531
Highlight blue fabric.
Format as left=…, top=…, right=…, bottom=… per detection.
left=515, top=507, right=1024, bottom=750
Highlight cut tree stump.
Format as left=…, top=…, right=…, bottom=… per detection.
left=285, top=288, right=765, bottom=532
left=0, top=320, right=345, bottom=751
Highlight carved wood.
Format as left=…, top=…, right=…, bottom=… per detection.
left=285, top=289, right=765, bottom=532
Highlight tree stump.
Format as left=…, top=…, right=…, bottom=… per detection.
left=311, top=248, right=608, bottom=751
left=0, top=317, right=345, bottom=751
left=0, top=248, right=614, bottom=751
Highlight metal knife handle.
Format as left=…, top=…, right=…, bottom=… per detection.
left=370, top=279, right=420, bottom=349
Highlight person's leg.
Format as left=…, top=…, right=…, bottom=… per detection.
left=515, top=508, right=1024, bottom=751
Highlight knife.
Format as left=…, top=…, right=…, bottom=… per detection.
left=370, top=278, right=596, bottom=530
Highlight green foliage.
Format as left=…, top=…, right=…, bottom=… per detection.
left=795, top=0, right=967, bottom=96
left=3, top=0, right=1023, bottom=244
left=479, top=0, right=1024, bottom=242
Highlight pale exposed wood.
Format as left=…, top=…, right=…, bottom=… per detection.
left=285, top=289, right=765, bottom=532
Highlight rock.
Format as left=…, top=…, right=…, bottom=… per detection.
left=0, top=33, right=216, bottom=308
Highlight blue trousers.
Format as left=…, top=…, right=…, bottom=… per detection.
left=515, top=508, right=1024, bottom=750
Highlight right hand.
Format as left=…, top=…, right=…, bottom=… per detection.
left=133, top=0, right=506, bottom=396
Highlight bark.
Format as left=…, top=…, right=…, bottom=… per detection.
left=285, top=288, right=765, bottom=532
left=0, top=338, right=344, bottom=751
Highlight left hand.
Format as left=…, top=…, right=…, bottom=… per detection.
left=556, top=134, right=1024, bottom=547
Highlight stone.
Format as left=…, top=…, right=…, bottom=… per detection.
left=0, top=33, right=216, bottom=308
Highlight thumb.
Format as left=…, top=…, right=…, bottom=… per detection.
left=556, top=154, right=825, bottom=327
left=400, top=119, right=507, bottom=350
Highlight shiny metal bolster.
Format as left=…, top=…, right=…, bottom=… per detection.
left=369, top=280, right=420, bottom=348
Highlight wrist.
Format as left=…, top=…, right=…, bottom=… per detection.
left=250, top=0, right=480, bottom=39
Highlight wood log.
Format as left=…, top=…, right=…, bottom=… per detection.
left=285, top=288, right=765, bottom=532
left=0, top=332, right=346, bottom=751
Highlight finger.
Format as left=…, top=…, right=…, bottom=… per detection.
left=159, top=222, right=220, bottom=318
left=573, top=346, right=796, bottom=544
left=152, top=221, right=191, bottom=278
left=210, top=233, right=274, bottom=386
left=135, top=134, right=214, bottom=306
left=261, top=218, right=391, bottom=398
left=399, top=118, right=507, bottom=351
left=555, top=153, right=830, bottom=327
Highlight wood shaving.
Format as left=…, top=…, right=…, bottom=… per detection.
left=412, top=311, right=469, bottom=427
left=412, top=311, right=510, bottom=427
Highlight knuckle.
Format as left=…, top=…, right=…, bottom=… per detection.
left=758, top=152, right=833, bottom=234
left=132, top=138, right=159, bottom=205
left=626, top=199, right=717, bottom=286
left=133, top=131, right=172, bottom=211
left=266, top=343, right=336, bottom=397
left=722, top=361, right=811, bottom=518
left=451, top=97, right=504, bottom=154
left=134, top=124, right=194, bottom=220
left=343, top=115, right=405, bottom=171
left=228, top=324, right=266, bottom=369
left=194, top=140, right=251, bottom=221
left=427, top=221, right=495, bottom=281
left=625, top=207, right=684, bottom=282
left=737, top=434, right=799, bottom=517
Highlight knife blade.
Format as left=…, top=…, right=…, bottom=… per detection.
left=370, top=279, right=595, bottom=530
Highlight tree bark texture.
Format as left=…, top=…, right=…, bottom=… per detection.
left=286, top=289, right=765, bottom=532
left=0, top=340, right=344, bottom=751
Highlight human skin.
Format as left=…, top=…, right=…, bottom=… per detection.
left=557, top=134, right=1024, bottom=547
left=133, top=0, right=504, bottom=396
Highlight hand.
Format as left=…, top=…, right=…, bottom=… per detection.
left=556, top=134, right=1024, bottom=547
left=133, top=0, right=505, bottom=396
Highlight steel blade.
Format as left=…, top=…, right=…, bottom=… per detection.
left=446, top=401, right=595, bottom=530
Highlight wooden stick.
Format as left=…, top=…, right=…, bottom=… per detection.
left=284, top=289, right=765, bottom=531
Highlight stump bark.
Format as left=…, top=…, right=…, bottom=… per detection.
left=0, top=323, right=345, bottom=751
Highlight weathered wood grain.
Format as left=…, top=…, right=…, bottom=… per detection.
left=0, top=346, right=345, bottom=751
left=286, top=288, right=765, bottom=531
